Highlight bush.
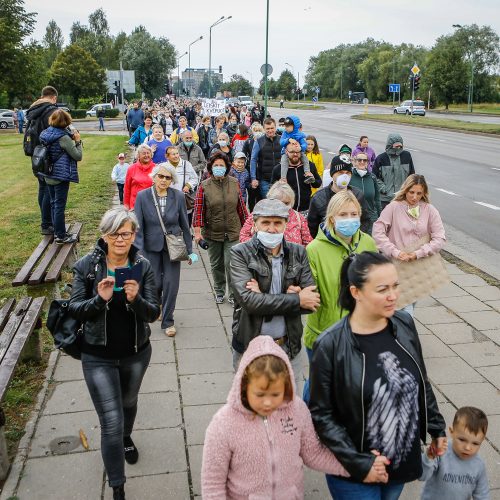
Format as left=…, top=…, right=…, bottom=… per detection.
left=107, top=108, right=120, bottom=118
left=70, top=109, right=87, bottom=119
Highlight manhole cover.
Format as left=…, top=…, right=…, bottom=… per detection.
left=49, top=436, right=81, bottom=455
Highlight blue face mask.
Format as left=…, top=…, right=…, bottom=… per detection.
left=183, top=141, right=193, bottom=147
left=212, top=166, right=226, bottom=178
left=335, top=218, right=360, bottom=237
left=277, top=126, right=285, bottom=132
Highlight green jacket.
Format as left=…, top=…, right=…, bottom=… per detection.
left=303, top=225, right=378, bottom=350
left=349, top=169, right=382, bottom=228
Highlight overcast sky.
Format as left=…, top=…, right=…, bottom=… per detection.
left=26, top=0, right=500, bottom=87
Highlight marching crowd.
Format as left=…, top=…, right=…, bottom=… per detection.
left=24, top=87, right=491, bottom=500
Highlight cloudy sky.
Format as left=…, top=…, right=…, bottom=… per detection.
left=26, top=0, right=499, bottom=87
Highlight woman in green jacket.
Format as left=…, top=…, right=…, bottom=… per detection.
left=303, top=189, right=377, bottom=401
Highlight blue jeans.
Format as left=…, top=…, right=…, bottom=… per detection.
left=47, top=181, right=70, bottom=238
left=302, top=346, right=313, bottom=404
left=82, top=344, right=152, bottom=487
left=37, top=177, right=53, bottom=229
left=326, top=476, right=404, bottom=500
left=99, top=117, right=105, bottom=130
left=259, top=179, right=271, bottom=198
left=18, top=121, right=24, bottom=133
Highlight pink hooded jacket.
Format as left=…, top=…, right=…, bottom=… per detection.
left=201, top=336, right=348, bottom=500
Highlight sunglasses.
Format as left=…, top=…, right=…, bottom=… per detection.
left=157, top=174, right=172, bottom=180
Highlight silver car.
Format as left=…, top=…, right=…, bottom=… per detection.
left=0, top=111, right=15, bottom=129
left=394, top=100, right=426, bottom=116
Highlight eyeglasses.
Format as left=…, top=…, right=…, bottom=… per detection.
left=157, top=174, right=172, bottom=180
left=108, top=231, right=134, bottom=240
left=355, top=158, right=368, bottom=163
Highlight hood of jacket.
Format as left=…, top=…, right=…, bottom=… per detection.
left=385, top=133, right=404, bottom=150
left=26, top=100, right=56, bottom=121
left=227, top=336, right=295, bottom=416
left=39, top=126, right=68, bottom=145
left=287, top=115, right=301, bottom=133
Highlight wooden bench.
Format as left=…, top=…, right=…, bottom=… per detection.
left=0, top=296, right=45, bottom=479
left=12, top=222, right=82, bottom=287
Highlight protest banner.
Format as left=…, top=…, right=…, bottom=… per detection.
left=202, top=99, right=226, bottom=116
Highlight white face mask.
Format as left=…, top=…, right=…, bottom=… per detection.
left=356, top=168, right=368, bottom=177
left=256, top=231, right=284, bottom=249
left=218, top=140, right=228, bottom=147
left=336, top=173, right=351, bottom=188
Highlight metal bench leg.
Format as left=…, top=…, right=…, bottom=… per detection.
left=0, top=409, right=10, bottom=480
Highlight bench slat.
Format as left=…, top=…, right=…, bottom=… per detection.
left=0, top=300, right=16, bottom=333
left=0, top=298, right=32, bottom=365
left=0, top=297, right=45, bottom=402
left=45, top=222, right=83, bottom=283
left=12, top=236, right=53, bottom=287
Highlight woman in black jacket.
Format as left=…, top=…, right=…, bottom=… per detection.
left=69, top=207, right=160, bottom=500
left=309, top=251, right=447, bottom=500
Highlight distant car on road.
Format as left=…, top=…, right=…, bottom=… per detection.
left=86, top=103, right=113, bottom=117
left=394, top=100, right=426, bottom=116
left=0, top=111, right=15, bottom=129
left=238, top=95, right=253, bottom=108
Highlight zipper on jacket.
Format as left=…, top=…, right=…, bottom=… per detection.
left=360, top=352, right=366, bottom=451
left=263, top=417, right=276, bottom=499
left=295, top=168, right=301, bottom=210
left=395, top=339, right=428, bottom=441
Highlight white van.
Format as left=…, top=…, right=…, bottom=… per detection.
left=86, top=103, right=113, bottom=117
left=238, top=95, right=253, bottom=108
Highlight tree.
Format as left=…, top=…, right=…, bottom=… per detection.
left=49, top=44, right=106, bottom=108
left=108, top=31, right=128, bottom=69
left=198, top=73, right=222, bottom=97
left=120, top=27, right=176, bottom=98
left=258, top=77, right=277, bottom=98
left=276, top=70, right=297, bottom=100
left=221, top=74, right=253, bottom=96
left=42, top=19, right=64, bottom=66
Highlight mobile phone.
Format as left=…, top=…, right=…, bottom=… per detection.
left=114, top=262, right=143, bottom=288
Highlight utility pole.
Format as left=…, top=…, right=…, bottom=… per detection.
left=264, top=0, right=269, bottom=117
left=208, top=16, right=232, bottom=98
left=340, top=66, right=343, bottom=104
left=177, top=51, right=187, bottom=97
left=120, top=60, right=125, bottom=130
left=297, top=72, right=300, bottom=104
left=188, top=36, right=203, bottom=97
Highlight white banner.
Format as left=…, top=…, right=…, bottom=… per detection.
left=202, top=99, right=226, bottom=117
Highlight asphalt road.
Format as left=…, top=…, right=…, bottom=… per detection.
left=271, top=105, right=500, bottom=278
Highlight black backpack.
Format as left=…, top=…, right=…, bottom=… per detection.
left=31, top=139, right=65, bottom=176
left=23, top=104, right=57, bottom=157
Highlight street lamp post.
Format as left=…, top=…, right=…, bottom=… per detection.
left=177, top=51, right=187, bottom=97
left=208, top=16, right=232, bottom=98
left=264, top=0, right=270, bottom=117
left=188, top=36, right=203, bottom=97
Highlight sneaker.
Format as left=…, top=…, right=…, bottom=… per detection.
left=55, top=233, right=78, bottom=245
left=41, top=226, right=54, bottom=235
left=304, top=175, right=315, bottom=184
left=124, top=436, right=139, bottom=464
left=215, top=295, right=224, bottom=304
left=113, top=484, right=126, bottom=500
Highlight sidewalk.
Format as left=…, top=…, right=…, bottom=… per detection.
left=1, top=253, right=500, bottom=499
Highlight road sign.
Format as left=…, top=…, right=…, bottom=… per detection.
left=260, top=64, right=273, bottom=76
left=389, top=84, right=400, bottom=93
left=315, top=86, right=320, bottom=93
left=411, top=64, right=420, bottom=75
left=312, top=96, right=318, bottom=102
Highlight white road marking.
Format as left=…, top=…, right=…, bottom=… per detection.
left=346, top=135, right=359, bottom=139
left=406, top=148, right=419, bottom=152
left=474, top=201, right=500, bottom=211
left=435, top=188, right=459, bottom=196
left=492, top=168, right=500, bottom=171
left=327, top=151, right=336, bottom=155
left=427, top=137, right=445, bottom=142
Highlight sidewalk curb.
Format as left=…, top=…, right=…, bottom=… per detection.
left=1, top=349, right=60, bottom=499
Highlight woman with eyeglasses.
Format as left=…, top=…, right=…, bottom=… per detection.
left=69, top=207, right=160, bottom=500
left=133, top=163, right=193, bottom=337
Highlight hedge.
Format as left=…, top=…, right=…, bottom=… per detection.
left=70, top=109, right=87, bottom=119
left=107, top=108, right=120, bottom=118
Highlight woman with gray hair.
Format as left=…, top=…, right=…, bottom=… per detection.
left=134, top=163, right=193, bottom=337
left=123, top=144, right=155, bottom=210
left=68, top=207, right=160, bottom=500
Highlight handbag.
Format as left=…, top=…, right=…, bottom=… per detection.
left=151, top=187, right=189, bottom=262
left=182, top=160, right=195, bottom=211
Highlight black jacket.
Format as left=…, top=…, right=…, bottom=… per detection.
left=271, top=161, right=322, bottom=212
left=307, top=184, right=371, bottom=238
left=309, top=312, right=446, bottom=482
left=230, top=237, right=315, bottom=359
left=68, top=240, right=160, bottom=352
left=254, top=134, right=281, bottom=181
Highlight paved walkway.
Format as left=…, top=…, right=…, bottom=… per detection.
left=1, top=253, right=500, bottom=499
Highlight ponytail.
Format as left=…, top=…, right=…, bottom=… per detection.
left=338, top=252, right=391, bottom=314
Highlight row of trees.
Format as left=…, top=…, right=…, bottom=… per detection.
left=304, top=26, right=499, bottom=108
left=0, top=1, right=177, bottom=108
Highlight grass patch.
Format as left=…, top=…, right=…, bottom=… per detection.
left=267, top=101, right=325, bottom=110
left=0, top=132, right=127, bottom=459
left=352, top=114, right=500, bottom=135
left=433, top=103, right=500, bottom=115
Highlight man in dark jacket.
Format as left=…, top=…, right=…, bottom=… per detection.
left=308, top=156, right=371, bottom=238
left=126, top=102, right=144, bottom=137
left=271, top=142, right=322, bottom=212
left=25, top=85, right=58, bottom=235
left=230, top=198, right=320, bottom=389
left=373, top=133, right=415, bottom=209
left=250, top=118, right=281, bottom=198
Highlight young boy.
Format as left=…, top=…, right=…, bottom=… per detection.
left=279, top=115, right=314, bottom=184
left=229, top=152, right=250, bottom=204
left=420, top=406, right=490, bottom=500
left=111, top=153, right=130, bottom=204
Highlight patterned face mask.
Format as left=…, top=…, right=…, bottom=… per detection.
left=407, top=206, right=420, bottom=219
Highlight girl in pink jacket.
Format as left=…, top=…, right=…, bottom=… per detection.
left=201, top=336, right=349, bottom=499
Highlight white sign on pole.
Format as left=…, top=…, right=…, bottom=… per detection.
left=202, top=99, right=226, bottom=116
left=106, top=70, right=136, bottom=94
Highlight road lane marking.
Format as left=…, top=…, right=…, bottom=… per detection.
left=406, top=148, right=419, bottom=152
left=492, top=168, right=500, bottom=171
left=474, top=202, right=500, bottom=211
left=427, top=138, right=445, bottom=142
left=327, top=151, right=336, bottom=155
left=436, top=188, right=459, bottom=196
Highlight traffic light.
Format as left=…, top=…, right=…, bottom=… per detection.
left=414, top=75, right=421, bottom=92
left=219, top=65, right=222, bottom=73
left=113, top=80, right=121, bottom=104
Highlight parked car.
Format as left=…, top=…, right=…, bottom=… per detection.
left=394, top=100, right=426, bottom=116
left=238, top=95, right=253, bottom=108
left=0, top=111, right=15, bottom=129
left=86, top=103, right=113, bottom=117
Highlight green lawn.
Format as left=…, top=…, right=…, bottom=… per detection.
left=434, top=103, right=500, bottom=115
left=352, top=114, right=500, bottom=135
left=267, top=101, right=325, bottom=110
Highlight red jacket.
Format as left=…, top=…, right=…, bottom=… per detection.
left=123, top=160, right=155, bottom=209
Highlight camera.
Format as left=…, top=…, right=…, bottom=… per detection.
left=198, top=239, right=209, bottom=250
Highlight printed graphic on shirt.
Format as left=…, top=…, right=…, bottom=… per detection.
left=280, top=416, right=298, bottom=436
left=366, top=351, right=419, bottom=468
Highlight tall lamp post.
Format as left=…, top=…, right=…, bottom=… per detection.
left=264, top=0, right=270, bottom=117
left=452, top=23, right=474, bottom=113
left=208, top=16, right=232, bottom=98
left=177, top=51, right=187, bottom=97
left=188, top=36, right=203, bottom=97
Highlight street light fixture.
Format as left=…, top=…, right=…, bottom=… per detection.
left=452, top=23, right=474, bottom=113
left=188, top=36, right=203, bottom=97
left=177, top=51, right=188, bottom=97
left=208, top=16, right=232, bottom=98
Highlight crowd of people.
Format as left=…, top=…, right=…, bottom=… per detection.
left=22, top=87, right=491, bottom=500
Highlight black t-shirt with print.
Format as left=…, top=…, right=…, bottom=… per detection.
left=354, top=323, right=422, bottom=483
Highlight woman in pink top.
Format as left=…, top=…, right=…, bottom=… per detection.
left=239, top=183, right=313, bottom=246
left=201, top=335, right=349, bottom=500
left=372, top=174, right=446, bottom=316
left=123, top=144, right=155, bottom=210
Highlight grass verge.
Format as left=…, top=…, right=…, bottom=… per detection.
left=433, top=103, right=500, bottom=115
left=0, top=132, right=127, bottom=459
left=351, top=114, right=500, bottom=135
left=267, top=101, right=325, bottom=110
